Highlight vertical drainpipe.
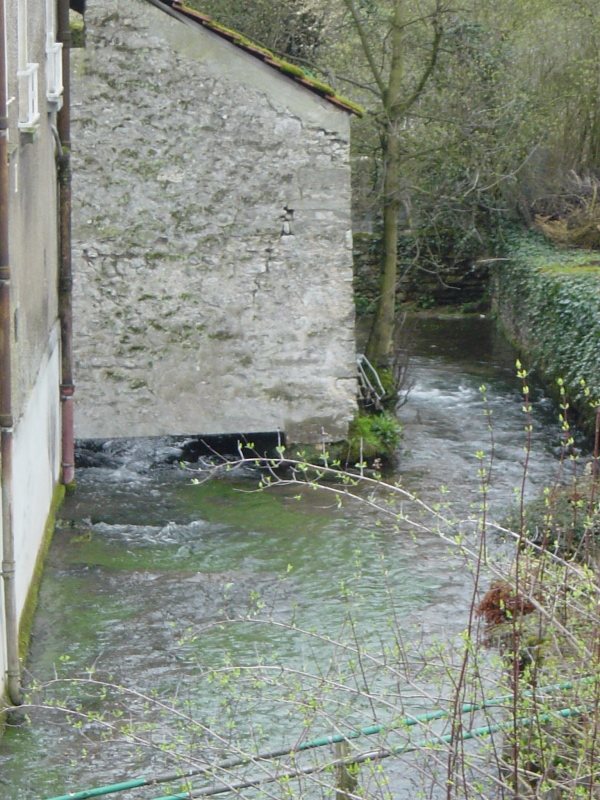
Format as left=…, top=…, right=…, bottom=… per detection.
left=57, top=0, right=74, bottom=486
left=0, top=0, right=23, bottom=706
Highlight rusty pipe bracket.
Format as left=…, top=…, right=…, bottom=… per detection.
left=0, top=415, right=13, bottom=429
left=60, top=383, right=75, bottom=398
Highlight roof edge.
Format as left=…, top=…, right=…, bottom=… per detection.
left=158, top=0, right=364, bottom=116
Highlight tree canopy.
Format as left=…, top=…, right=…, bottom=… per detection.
left=190, top=0, right=600, bottom=356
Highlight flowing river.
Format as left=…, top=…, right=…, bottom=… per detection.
left=0, top=315, right=568, bottom=799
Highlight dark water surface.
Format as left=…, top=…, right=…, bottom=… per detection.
left=0, top=316, right=564, bottom=799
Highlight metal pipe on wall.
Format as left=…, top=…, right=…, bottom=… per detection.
left=0, top=0, right=24, bottom=706
left=57, top=0, right=75, bottom=486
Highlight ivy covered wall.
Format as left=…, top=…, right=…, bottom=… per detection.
left=492, top=234, right=600, bottom=428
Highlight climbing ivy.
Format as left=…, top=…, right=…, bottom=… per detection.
left=492, top=233, right=600, bottom=427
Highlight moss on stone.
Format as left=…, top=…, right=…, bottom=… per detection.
left=377, top=367, right=400, bottom=411
left=69, top=11, right=85, bottom=48
left=286, top=411, right=403, bottom=469
left=175, top=2, right=364, bottom=116
left=103, top=369, right=126, bottom=381
left=272, top=61, right=305, bottom=79
left=540, top=263, right=600, bottom=275
left=207, top=330, right=238, bottom=340
left=129, top=378, right=148, bottom=390
left=18, top=482, right=66, bottom=661
left=330, top=95, right=365, bottom=116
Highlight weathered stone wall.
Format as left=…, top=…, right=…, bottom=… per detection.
left=71, top=0, right=357, bottom=443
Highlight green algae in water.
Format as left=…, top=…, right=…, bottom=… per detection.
left=2, top=445, right=465, bottom=798
left=54, top=480, right=358, bottom=576
left=178, top=478, right=335, bottom=533
left=29, top=476, right=439, bottom=683
left=56, top=531, right=198, bottom=572
left=27, top=569, right=141, bottom=675
left=0, top=314, right=570, bottom=799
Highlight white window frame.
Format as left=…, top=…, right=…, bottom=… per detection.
left=46, top=40, right=63, bottom=104
left=17, top=62, right=40, bottom=131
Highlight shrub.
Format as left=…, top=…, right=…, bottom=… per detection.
left=347, top=410, right=403, bottom=464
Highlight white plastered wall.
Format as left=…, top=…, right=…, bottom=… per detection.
left=0, top=325, right=61, bottom=699
left=0, top=0, right=63, bottom=702
left=12, top=323, right=61, bottom=616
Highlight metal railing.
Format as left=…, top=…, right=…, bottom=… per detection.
left=357, top=353, right=385, bottom=410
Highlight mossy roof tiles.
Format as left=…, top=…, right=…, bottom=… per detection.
left=160, top=0, right=364, bottom=116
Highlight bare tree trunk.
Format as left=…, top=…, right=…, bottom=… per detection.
left=346, top=0, right=442, bottom=366
left=366, top=123, right=401, bottom=365
left=365, top=0, right=405, bottom=366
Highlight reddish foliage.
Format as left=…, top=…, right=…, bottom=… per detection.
left=477, top=581, right=536, bottom=627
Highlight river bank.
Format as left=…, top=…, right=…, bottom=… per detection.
left=491, top=233, right=600, bottom=433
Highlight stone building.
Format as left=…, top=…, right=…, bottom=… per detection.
left=71, top=0, right=360, bottom=444
left=1, top=0, right=67, bottom=704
